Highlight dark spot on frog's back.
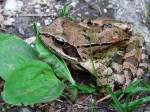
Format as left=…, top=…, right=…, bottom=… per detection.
left=39, top=32, right=50, bottom=38
left=62, top=43, right=82, bottom=61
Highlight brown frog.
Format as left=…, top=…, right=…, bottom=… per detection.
left=39, top=17, right=148, bottom=89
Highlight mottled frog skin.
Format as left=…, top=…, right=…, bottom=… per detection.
left=39, top=17, right=148, bottom=88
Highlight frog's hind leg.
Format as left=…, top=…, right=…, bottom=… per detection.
left=136, top=40, right=148, bottom=77
left=110, top=50, right=126, bottom=86
left=123, top=36, right=148, bottom=86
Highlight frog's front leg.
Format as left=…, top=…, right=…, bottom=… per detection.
left=80, top=59, right=114, bottom=88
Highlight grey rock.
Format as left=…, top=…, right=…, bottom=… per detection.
left=34, top=4, right=41, bottom=9
left=17, top=1, right=23, bottom=7
left=4, top=18, right=15, bottom=26
left=34, top=8, right=41, bottom=13
left=110, top=0, right=150, bottom=42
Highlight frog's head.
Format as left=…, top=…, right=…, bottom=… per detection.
left=39, top=18, right=82, bottom=62
left=40, top=34, right=82, bottom=63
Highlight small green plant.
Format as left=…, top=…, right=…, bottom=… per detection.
left=145, top=3, right=150, bottom=17
left=107, top=80, right=150, bottom=112
left=60, top=3, right=71, bottom=17
left=59, top=3, right=75, bottom=20
left=90, top=98, right=97, bottom=112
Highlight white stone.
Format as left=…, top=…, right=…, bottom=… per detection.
left=34, top=4, right=41, bottom=9
left=35, top=8, right=41, bottom=13
left=55, top=4, right=61, bottom=10
left=77, top=13, right=81, bottom=17
left=107, top=4, right=113, bottom=8
left=17, top=1, right=23, bottom=7
left=44, top=19, right=51, bottom=26
left=4, top=0, right=17, bottom=12
left=36, top=22, right=41, bottom=27
left=45, top=9, right=50, bottom=13
left=85, top=12, right=89, bottom=15
left=84, top=0, right=90, bottom=2
left=32, top=0, right=48, bottom=5
left=70, top=1, right=78, bottom=7
left=4, top=18, right=15, bottom=26
left=103, top=9, right=107, bottom=13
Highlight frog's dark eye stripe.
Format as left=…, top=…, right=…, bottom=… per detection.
left=62, top=43, right=82, bottom=60
left=39, top=33, right=50, bottom=38
left=101, top=42, right=112, bottom=46
left=79, top=43, right=101, bottom=48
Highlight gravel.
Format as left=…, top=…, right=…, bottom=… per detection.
left=110, top=0, right=150, bottom=43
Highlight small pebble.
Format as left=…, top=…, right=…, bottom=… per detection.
left=17, top=1, right=23, bottom=7
left=117, top=4, right=120, bottom=7
left=35, top=8, right=41, bottom=13
left=45, top=8, right=50, bottom=13
left=34, top=4, right=41, bottom=9
left=77, top=13, right=81, bottom=17
left=55, top=4, right=61, bottom=10
left=85, top=12, right=89, bottom=15
left=36, top=22, right=41, bottom=27
left=44, top=19, right=51, bottom=25
left=4, top=0, right=17, bottom=12
left=135, top=9, right=140, bottom=13
left=107, top=4, right=113, bottom=9
left=84, top=0, right=90, bottom=2
left=103, top=9, right=107, bottom=13
left=70, top=1, right=78, bottom=7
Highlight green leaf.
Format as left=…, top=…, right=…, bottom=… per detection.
left=107, top=86, right=124, bottom=112
left=77, top=84, right=96, bottom=94
left=124, top=80, right=150, bottom=93
left=2, top=60, right=63, bottom=105
left=34, top=23, right=76, bottom=85
left=121, top=96, right=150, bottom=110
left=0, top=33, right=38, bottom=80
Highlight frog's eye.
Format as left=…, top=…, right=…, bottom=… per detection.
left=53, top=37, right=65, bottom=46
left=103, top=24, right=112, bottom=28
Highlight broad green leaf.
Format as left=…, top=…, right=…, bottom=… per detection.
left=2, top=60, right=63, bottom=105
left=0, top=33, right=38, bottom=80
left=33, top=24, right=76, bottom=85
